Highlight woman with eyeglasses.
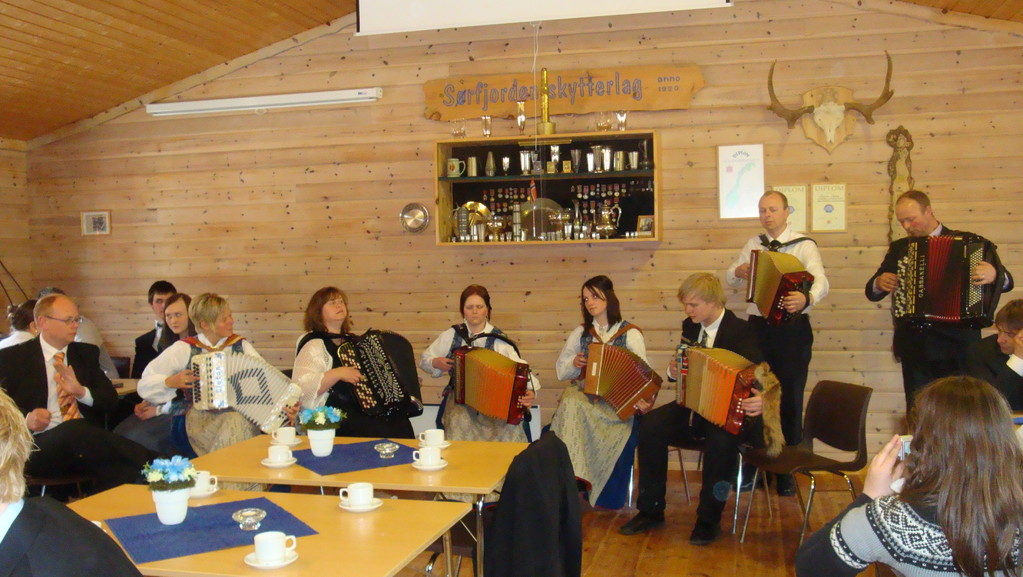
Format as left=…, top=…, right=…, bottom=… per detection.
left=420, top=284, right=538, bottom=444
left=550, top=275, right=648, bottom=510
left=293, top=286, right=415, bottom=438
left=797, top=376, right=1023, bottom=577
left=117, top=294, right=196, bottom=455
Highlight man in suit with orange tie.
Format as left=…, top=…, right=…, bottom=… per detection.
left=0, top=294, right=155, bottom=495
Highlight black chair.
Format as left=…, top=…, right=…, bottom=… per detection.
left=111, top=356, right=131, bottom=379
left=667, top=439, right=703, bottom=505
left=738, top=380, right=873, bottom=545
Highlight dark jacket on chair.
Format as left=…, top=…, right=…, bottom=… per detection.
left=484, top=431, right=581, bottom=577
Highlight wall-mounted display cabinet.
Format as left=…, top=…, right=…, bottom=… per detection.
left=434, top=130, right=660, bottom=245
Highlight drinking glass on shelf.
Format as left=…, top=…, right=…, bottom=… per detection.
left=481, top=115, right=492, bottom=137
left=501, top=156, right=511, bottom=175
left=516, top=101, right=527, bottom=135
left=615, top=110, right=628, bottom=131
left=450, top=119, right=466, bottom=138
left=595, top=111, right=612, bottom=131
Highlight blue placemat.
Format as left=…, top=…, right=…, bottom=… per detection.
left=105, top=496, right=317, bottom=564
left=295, top=438, right=415, bottom=476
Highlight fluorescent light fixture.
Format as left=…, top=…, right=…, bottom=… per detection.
left=146, top=88, right=383, bottom=116
left=357, top=0, right=731, bottom=35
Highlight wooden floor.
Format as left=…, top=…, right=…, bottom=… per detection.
left=394, top=469, right=883, bottom=577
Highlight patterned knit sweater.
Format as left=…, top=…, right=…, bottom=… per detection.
left=796, top=493, right=1022, bottom=576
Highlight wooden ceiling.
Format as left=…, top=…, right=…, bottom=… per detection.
left=0, top=0, right=1018, bottom=144
left=0, top=0, right=356, bottom=143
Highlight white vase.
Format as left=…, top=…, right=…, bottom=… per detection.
left=151, top=487, right=191, bottom=525
left=307, top=428, right=336, bottom=457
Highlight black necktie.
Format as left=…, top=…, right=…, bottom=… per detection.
left=768, top=239, right=782, bottom=251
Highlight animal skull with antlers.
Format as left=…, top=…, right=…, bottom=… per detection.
left=768, top=52, right=894, bottom=153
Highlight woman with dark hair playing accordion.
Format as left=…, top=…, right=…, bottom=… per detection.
left=292, top=287, right=415, bottom=439
left=420, top=284, right=538, bottom=444
left=550, top=274, right=649, bottom=510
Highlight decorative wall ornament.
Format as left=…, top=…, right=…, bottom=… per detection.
left=886, top=126, right=915, bottom=243
left=767, top=53, right=894, bottom=153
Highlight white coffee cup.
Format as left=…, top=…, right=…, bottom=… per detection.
left=340, top=482, right=374, bottom=507
left=268, top=445, right=292, bottom=463
left=254, top=531, right=297, bottom=564
left=272, top=426, right=296, bottom=444
left=413, top=445, right=441, bottom=466
left=418, top=428, right=445, bottom=447
left=194, top=470, right=218, bottom=492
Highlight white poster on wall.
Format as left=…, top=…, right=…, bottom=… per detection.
left=811, top=183, right=847, bottom=231
left=718, top=144, right=765, bottom=219
left=772, top=185, right=808, bottom=233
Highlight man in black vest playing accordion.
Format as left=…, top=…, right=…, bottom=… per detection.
left=866, top=190, right=1013, bottom=411
left=619, top=273, right=763, bottom=546
left=726, top=190, right=828, bottom=497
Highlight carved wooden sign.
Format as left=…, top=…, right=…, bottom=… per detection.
left=423, top=64, right=704, bottom=120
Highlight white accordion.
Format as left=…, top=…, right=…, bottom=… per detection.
left=191, top=351, right=302, bottom=433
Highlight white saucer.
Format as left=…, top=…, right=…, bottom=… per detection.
left=412, top=459, right=448, bottom=472
left=244, top=550, right=298, bottom=570
left=261, top=457, right=297, bottom=469
left=418, top=440, right=451, bottom=450
left=339, top=497, right=383, bottom=513
left=189, top=486, right=219, bottom=498
left=270, top=438, right=301, bottom=447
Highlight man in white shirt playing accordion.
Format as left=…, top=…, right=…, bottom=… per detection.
left=725, top=190, right=829, bottom=496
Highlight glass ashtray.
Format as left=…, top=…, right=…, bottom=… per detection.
left=374, top=442, right=400, bottom=459
left=232, top=507, right=266, bottom=531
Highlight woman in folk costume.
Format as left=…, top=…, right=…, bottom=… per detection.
left=420, top=284, right=538, bottom=444
left=550, top=275, right=648, bottom=509
left=292, top=286, right=415, bottom=438
left=137, top=293, right=266, bottom=456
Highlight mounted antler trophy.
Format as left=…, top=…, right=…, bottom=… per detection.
left=768, top=52, right=894, bottom=153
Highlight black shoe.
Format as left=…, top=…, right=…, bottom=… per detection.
left=689, top=520, right=722, bottom=546
left=619, top=512, right=664, bottom=535
left=775, top=473, right=796, bottom=497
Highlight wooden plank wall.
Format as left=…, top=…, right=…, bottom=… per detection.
left=24, top=0, right=1023, bottom=456
left=0, top=145, right=29, bottom=331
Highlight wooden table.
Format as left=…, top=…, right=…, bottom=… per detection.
left=69, top=484, right=469, bottom=577
left=112, top=378, right=139, bottom=396
left=193, top=436, right=528, bottom=577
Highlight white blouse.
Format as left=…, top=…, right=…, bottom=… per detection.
left=292, top=338, right=337, bottom=409
left=419, top=322, right=540, bottom=390
left=137, top=334, right=262, bottom=408
left=555, top=320, right=647, bottom=382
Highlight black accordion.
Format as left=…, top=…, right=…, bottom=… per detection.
left=334, top=329, right=424, bottom=418
left=893, top=235, right=1001, bottom=329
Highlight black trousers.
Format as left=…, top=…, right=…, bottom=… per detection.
left=28, top=419, right=156, bottom=494
left=749, top=315, right=813, bottom=445
left=636, top=403, right=749, bottom=525
left=896, top=325, right=977, bottom=411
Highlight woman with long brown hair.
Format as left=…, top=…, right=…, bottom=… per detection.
left=797, top=375, right=1023, bottom=577
left=550, top=274, right=648, bottom=510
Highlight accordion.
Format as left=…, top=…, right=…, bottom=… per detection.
left=583, top=343, right=662, bottom=421
left=746, top=249, right=814, bottom=325
left=191, top=351, right=302, bottom=433
left=335, top=329, right=424, bottom=418
left=893, top=235, right=1000, bottom=329
left=678, top=347, right=756, bottom=435
left=452, top=346, right=530, bottom=425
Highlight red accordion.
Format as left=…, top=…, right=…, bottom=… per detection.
left=679, top=347, right=756, bottom=435
left=583, top=343, right=662, bottom=421
left=894, top=235, right=999, bottom=328
left=452, top=346, right=530, bottom=425
left=746, top=250, right=814, bottom=325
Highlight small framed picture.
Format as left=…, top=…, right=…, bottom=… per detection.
left=636, top=214, right=654, bottom=237
left=81, top=211, right=111, bottom=236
